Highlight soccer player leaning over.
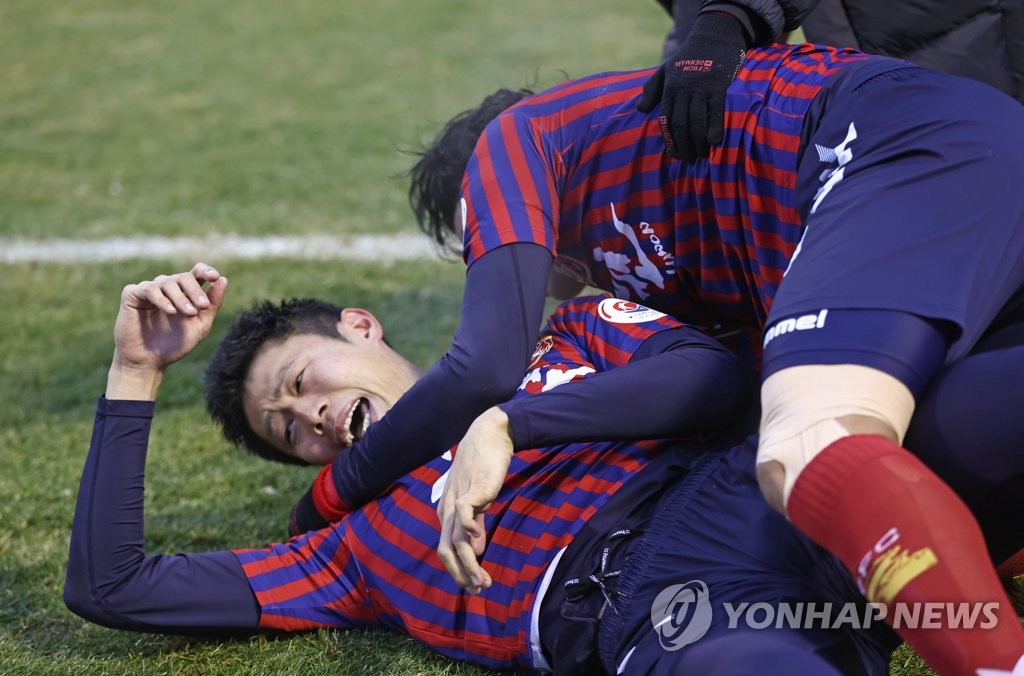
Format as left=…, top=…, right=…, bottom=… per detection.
left=389, top=43, right=1024, bottom=674
left=66, top=263, right=910, bottom=674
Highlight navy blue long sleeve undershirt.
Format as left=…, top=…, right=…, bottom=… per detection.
left=500, top=325, right=750, bottom=450
left=64, top=397, right=260, bottom=634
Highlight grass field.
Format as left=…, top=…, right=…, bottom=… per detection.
left=0, top=1, right=937, bottom=674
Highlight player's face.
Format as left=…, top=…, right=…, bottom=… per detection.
left=242, top=309, right=420, bottom=465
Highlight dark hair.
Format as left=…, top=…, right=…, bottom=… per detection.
left=204, top=298, right=347, bottom=465
left=407, top=87, right=533, bottom=257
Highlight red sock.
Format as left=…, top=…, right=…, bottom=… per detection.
left=787, top=435, right=1024, bottom=674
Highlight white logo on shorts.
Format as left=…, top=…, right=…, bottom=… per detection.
left=650, top=580, right=713, bottom=651
left=811, top=121, right=858, bottom=215
left=786, top=122, right=858, bottom=276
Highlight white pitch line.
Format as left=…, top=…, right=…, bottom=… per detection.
left=0, top=233, right=444, bottom=264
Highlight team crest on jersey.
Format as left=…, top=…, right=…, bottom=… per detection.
left=597, top=298, right=666, bottom=324
left=528, top=335, right=555, bottom=369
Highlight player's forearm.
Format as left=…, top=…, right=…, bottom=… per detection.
left=501, top=326, right=751, bottom=449
left=65, top=398, right=260, bottom=633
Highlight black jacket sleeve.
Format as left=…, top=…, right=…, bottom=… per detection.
left=703, top=0, right=821, bottom=43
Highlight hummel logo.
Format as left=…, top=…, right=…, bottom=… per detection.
left=762, top=310, right=829, bottom=349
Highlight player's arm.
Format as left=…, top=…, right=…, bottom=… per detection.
left=64, top=265, right=260, bottom=633
left=436, top=298, right=752, bottom=592
left=498, top=323, right=749, bottom=449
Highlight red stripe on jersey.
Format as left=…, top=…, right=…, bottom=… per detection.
left=364, top=586, right=515, bottom=660
left=252, top=550, right=358, bottom=605
left=770, top=79, right=828, bottom=101
left=526, top=69, right=651, bottom=106
left=567, top=161, right=663, bottom=219
left=498, top=114, right=550, bottom=240
left=531, top=88, right=637, bottom=140
left=474, top=131, right=521, bottom=249
left=587, top=337, right=636, bottom=367
left=237, top=527, right=332, bottom=577
left=260, top=614, right=332, bottom=632
left=573, top=122, right=660, bottom=171
left=357, top=502, right=450, bottom=577
left=462, top=178, right=489, bottom=263
left=744, top=190, right=801, bottom=224
left=745, top=156, right=797, bottom=190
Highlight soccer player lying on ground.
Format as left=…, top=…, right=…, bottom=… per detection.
left=66, top=263, right=905, bottom=674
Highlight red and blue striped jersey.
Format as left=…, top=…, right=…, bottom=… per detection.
left=461, top=43, right=870, bottom=339
left=233, top=297, right=685, bottom=671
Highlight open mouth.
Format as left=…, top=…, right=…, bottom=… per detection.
left=342, top=397, right=371, bottom=445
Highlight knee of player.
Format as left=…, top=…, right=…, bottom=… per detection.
left=756, top=364, right=917, bottom=505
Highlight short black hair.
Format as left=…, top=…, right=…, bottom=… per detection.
left=407, top=87, right=533, bottom=257
left=204, top=298, right=347, bottom=465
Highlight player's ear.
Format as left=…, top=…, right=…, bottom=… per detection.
left=337, top=308, right=384, bottom=343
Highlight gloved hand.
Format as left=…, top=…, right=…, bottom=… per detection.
left=637, top=11, right=749, bottom=162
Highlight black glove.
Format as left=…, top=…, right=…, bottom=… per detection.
left=637, top=11, right=749, bottom=162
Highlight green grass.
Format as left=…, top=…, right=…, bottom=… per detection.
left=0, top=259, right=480, bottom=675
left=0, top=1, right=940, bottom=673
left=0, top=0, right=668, bottom=240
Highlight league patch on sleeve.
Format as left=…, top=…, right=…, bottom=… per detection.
left=597, top=298, right=666, bottom=324
left=527, top=335, right=555, bottom=369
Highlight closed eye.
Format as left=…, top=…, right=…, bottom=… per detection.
left=284, top=418, right=295, bottom=447
left=295, top=368, right=305, bottom=394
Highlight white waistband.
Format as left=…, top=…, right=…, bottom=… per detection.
left=528, top=545, right=568, bottom=673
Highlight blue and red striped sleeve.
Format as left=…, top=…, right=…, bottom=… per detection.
left=461, top=109, right=559, bottom=263
left=233, top=525, right=376, bottom=632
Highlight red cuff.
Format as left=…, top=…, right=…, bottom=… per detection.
left=312, top=465, right=351, bottom=522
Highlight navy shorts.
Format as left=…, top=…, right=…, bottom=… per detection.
left=768, top=64, right=1024, bottom=367
left=596, top=440, right=899, bottom=675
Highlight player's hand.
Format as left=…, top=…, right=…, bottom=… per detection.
left=436, top=407, right=514, bottom=594
left=110, top=263, right=227, bottom=395
left=636, top=11, right=748, bottom=162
